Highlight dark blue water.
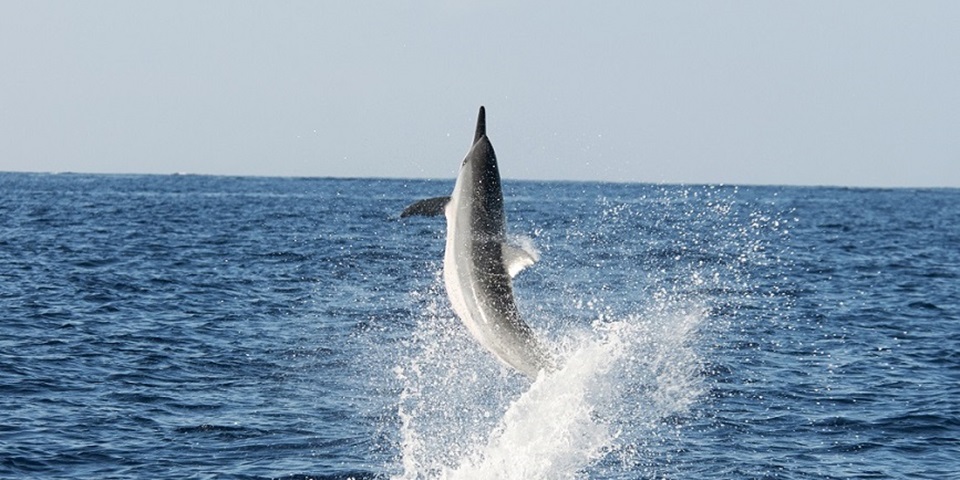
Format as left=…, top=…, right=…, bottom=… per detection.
left=1, top=172, right=957, bottom=479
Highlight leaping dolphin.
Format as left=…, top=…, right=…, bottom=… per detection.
left=404, top=106, right=554, bottom=378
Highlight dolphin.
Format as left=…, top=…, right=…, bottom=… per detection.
left=404, top=106, right=554, bottom=378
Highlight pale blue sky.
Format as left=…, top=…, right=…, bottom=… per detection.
left=2, top=1, right=958, bottom=187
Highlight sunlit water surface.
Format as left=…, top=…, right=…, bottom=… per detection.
left=1, top=173, right=957, bottom=479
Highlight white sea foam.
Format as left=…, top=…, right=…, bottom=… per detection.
left=393, top=293, right=706, bottom=480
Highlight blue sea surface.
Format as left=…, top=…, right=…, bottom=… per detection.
left=1, top=172, right=957, bottom=479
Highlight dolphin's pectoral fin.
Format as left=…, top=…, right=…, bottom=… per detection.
left=502, top=238, right=540, bottom=278
left=400, top=196, right=451, bottom=218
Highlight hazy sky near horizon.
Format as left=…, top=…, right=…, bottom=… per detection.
left=2, top=1, right=958, bottom=187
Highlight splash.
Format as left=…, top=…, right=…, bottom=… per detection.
left=389, top=185, right=784, bottom=479
left=392, top=290, right=707, bottom=480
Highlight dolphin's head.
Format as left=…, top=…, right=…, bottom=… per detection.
left=462, top=107, right=505, bottom=236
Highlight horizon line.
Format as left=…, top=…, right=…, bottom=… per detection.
left=2, top=169, right=957, bottom=191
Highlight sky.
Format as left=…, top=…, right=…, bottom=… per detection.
left=1, top=1, right=958, bottom=187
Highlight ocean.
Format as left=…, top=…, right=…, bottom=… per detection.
left=1, top=172, right=957, bottom=479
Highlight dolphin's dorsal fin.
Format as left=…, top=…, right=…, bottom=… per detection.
left=474, top=106, right=486, bottom=143
left=502, top=236, right=540, bottom=278
left=400, top=196, right=450, bottom=218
